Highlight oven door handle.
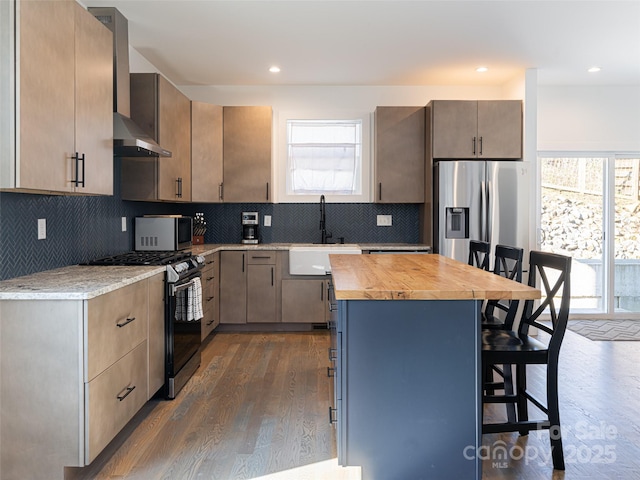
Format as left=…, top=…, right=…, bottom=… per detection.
left=171, top=276, right=199, bottom=296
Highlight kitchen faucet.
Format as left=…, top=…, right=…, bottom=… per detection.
left=319, top=195, right=333, bottom=244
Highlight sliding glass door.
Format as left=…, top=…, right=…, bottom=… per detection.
left=538, top=154, right=640, bottom=318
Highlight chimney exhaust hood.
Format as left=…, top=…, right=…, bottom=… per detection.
left=88, top=7, right=171, bottom=158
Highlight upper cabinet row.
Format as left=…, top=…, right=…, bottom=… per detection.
left=1, top=0, right=113, bottom=195
left=373, top=100, right=522, bottom=204
left=122, top=91, right=272, bottom=204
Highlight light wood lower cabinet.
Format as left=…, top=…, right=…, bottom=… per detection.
left=201, top=252, right=220, bottom=338
left=219, top=250, right=279, bottom=324
left=86, top=341, right=148, bottom=463
left=281, top=279, right=327, bottom=323
left=0, top=275, right=158, bottom=480
left=219, top=251, right=247, bottom=324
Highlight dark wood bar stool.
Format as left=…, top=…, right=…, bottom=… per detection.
left=468, top=240, right=491, bottom=270
left=482, top=250, right=572, bottom=471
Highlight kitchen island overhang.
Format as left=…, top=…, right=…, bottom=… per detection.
left=328, top=253, right=540, bottom=480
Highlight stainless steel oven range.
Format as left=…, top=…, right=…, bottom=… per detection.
left=86, top=250, right=205, bottom=399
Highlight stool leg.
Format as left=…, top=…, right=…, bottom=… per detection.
left=503, top=363, right=516, bottom=423
left=547, top=362, right=565, bottom=470
left=516, top=364, right=529, bottom=436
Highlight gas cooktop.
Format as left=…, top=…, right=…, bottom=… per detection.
left=86, top=251, right=193, bottom=266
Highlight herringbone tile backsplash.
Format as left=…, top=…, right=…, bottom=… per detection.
left=0, top=193, right=421, bottom=281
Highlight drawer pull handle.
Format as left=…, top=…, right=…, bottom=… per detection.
left=116, top=317, right=136, bottom=328
left=206, top=296, right=215, bottom=302
left=327, top=366, right=335, bottom=378
left=206, top=319, right=215, bottom=326
left=117, top=385, right=136, bottom=401
left=329, top=406, right=337, bottom=425
left=328, top=347, right=337, bottom=362
left=206, top=276, right=215, bottom=281
left=251, top=256, right=272, bottom=260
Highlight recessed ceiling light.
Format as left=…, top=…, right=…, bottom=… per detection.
left=476, top=66, right=488, bottom=73
left=588, top=66, right=602, bottom=73
left=269, top=66, right=281, bottom=73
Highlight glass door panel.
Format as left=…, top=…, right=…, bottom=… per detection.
left=614, top=158, right=640, bottom=313
left=540, top=157, right=606, bottom=313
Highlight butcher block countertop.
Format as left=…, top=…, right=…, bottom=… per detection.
left=329, top=253, right=541, bottom=301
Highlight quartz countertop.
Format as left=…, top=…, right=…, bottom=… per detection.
left=0, top=243, right=430, bottom=301
left=329, top=253, right=540, bottom=301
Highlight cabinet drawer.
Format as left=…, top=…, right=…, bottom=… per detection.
left=202, top=254, right=217, bottom=274
left=85, top=341, right=148, bottom=463
left=246, top=251, right=276, bottom=264
left=86, top=280, right=148, bottom=381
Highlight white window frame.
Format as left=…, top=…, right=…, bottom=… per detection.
left=275, top=109, right=372, bottom=203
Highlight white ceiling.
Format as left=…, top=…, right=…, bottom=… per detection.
left=82, top=0, right=640, bottom=88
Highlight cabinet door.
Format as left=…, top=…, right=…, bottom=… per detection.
left=222, top=106, right=272, bottom=203
left=74, top=3, right=113, bottom=195
left=247, top=264, right=277, bottom=323
left=192, top=102, right=223, bottom=202
left=374, top=106, right=425, bottom=203
left=281, top=279, right=327, bottom=323
left=477, top=100, right=523, bottom=159
left=158, top=75, right=192, bottom=201
left=219, top=251, right=247, bottom=324
left=431, top=100, right=478, bottom=159
left=16, top=0, right=75, bottom=192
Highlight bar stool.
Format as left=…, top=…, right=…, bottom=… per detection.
left=468, top=240, right=491, bottom=270
left=482, top=244, right=524, bottom=417
left=482, top=250, right=572, bottom=471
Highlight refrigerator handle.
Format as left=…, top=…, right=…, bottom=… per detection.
left=485, top=180, right=492, bottom=243
left=480, top=180, right=487, bottom=241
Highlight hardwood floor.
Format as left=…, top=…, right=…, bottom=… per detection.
left=67, top=329, right=640, bottom=480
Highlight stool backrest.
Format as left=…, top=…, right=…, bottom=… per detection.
left=519, top=251, right=572, bottom=356
left=468, top=240, right=491, bottom=271
left=484, top=244, right=524, bottom=330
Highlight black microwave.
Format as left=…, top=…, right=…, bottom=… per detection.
left=135, top=216, right=193, bottom=251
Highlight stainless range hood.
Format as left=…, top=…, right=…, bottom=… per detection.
left=89, top=7, right=171, bottom=157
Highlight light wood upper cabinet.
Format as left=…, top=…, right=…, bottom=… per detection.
left=222, top=106, right=272, bottom=203
left=374, top=106, right=425, bottom=203
left=1, top=0, right=113, bottom=194
left=430, top=100, right=522, bottom=160
left=191, top=102, right=223, bottom=202
left=124, top=73, right=192, bottom=202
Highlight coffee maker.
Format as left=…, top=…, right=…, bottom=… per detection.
left=241, top=212, right=259, bottom=244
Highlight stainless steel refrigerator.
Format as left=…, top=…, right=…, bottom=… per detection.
left=433, top=160, right=530, bottom=264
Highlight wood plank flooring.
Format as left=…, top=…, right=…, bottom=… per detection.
left=66, top=329, right=640, bottom=480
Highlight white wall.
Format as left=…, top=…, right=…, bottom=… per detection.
left=538, top=85, right=640, bottom=152
left=178, top=84, right=509, bottom=111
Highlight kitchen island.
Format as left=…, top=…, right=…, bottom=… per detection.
left=328, top=253, right=540, bottom=480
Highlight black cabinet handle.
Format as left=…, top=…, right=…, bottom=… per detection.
left=206, top=276, right=214, bottom=281
left=472, top=137, right=477, bottom=156
left=72, top=152, right=85, bottom=187
left=117, top=385, right=136, bottom=401
left=206, top=319, right=215, bottom=326
left=242, top=254, right=245, bottom=273
left=271, top=267, right=274, bottom=286
left=116, top=317, right=136, bottom=328
left=176, top=178, right=183, bottom=198
left=220, top=183, right=224, bottom=200
left=328, top=347, right=337, bottom=362
left=321, top=283, right=324, bottom=301
left=266, top=182, right=270, bottom=201
left=327, top=366, right=335, bottom=378
left=378, top=182, right=382, bottom=201
left=329, top=406, right=337, bottom=425
left=479, top=136, right=483, bottom=156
